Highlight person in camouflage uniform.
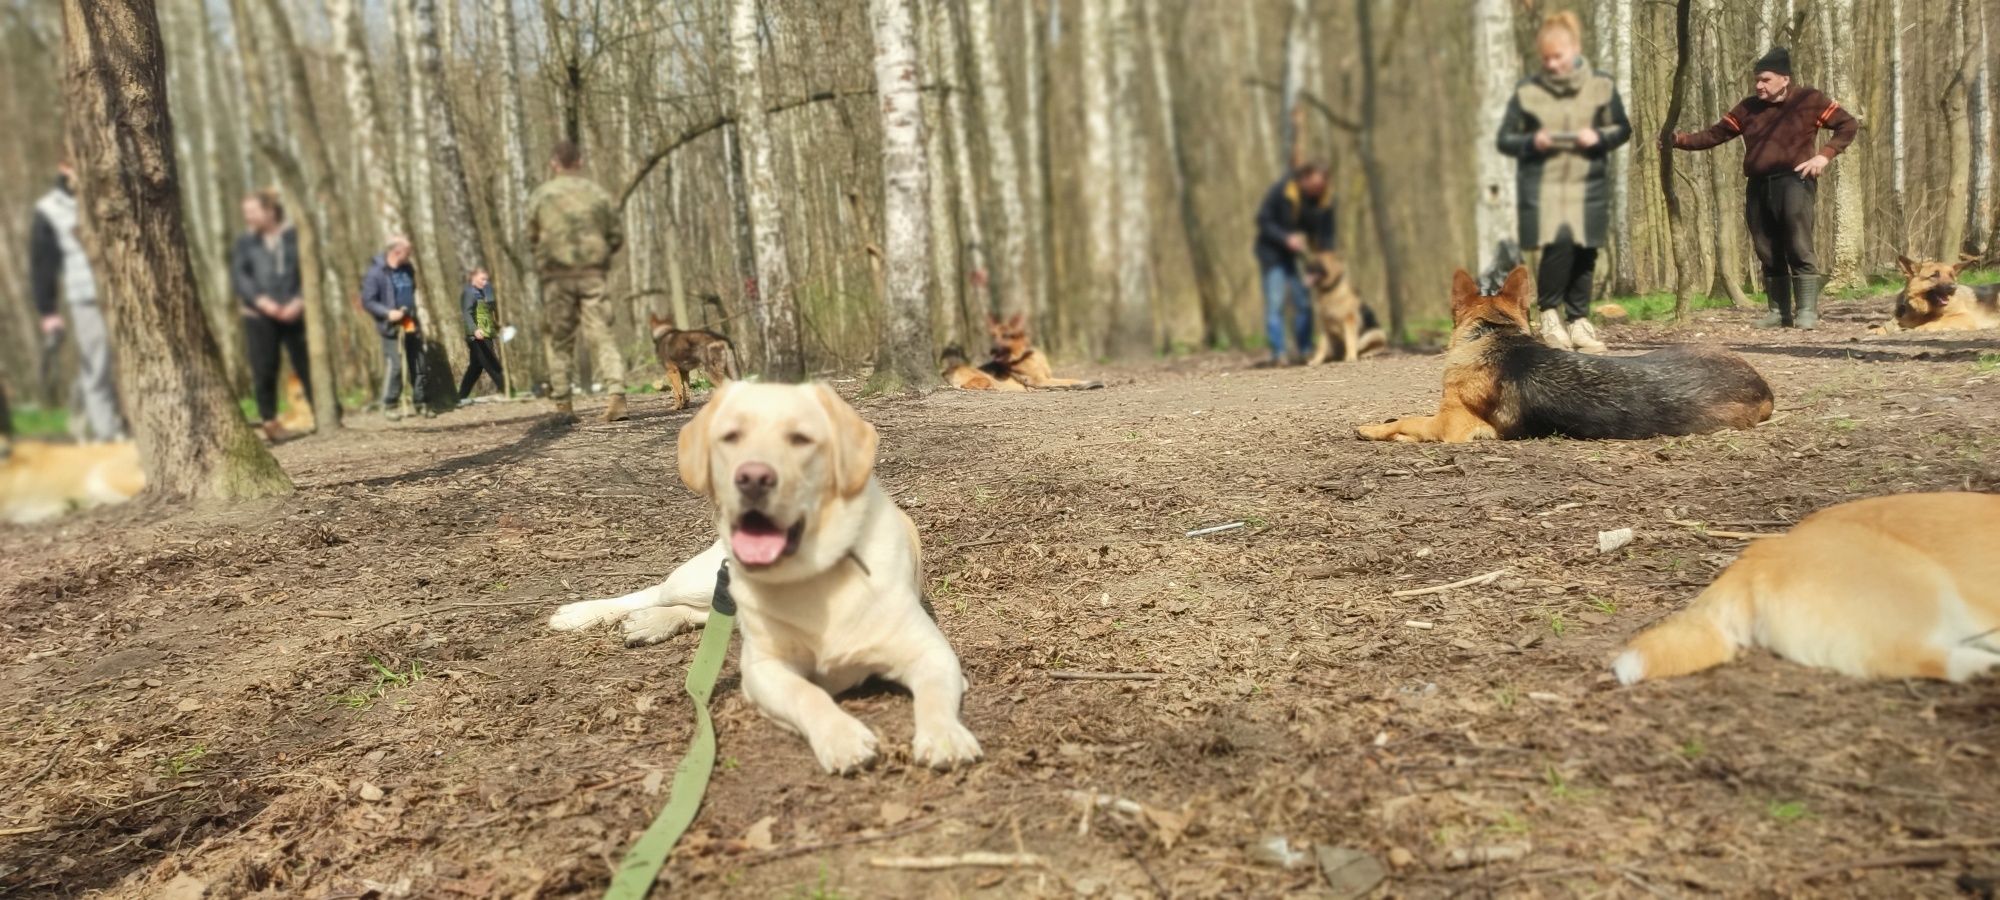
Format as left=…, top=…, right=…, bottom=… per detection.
left=526, top=141, right=627, bottom=423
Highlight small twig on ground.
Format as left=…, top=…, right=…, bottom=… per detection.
left=745, top=819, right=937, bottom=867
left=1391, top=569, right=1507, bottom=598
left=0, top=825, right=49, bottom=836
left=537, top=548, right=616, bottom=562
left=868, top=852, right=1047, bottom=871
left=1185, top=522, right=1245, bottom=538
left=305, top=609, right=350, bottom=619
left=1669, top=520, right=1779, bottom=539
left=1893, top=836, right=2000, bottom=849
left=0, top=740, right=67, bottom=806
left=1794, top=854, right=1949, bottom=883
left=1046, top=670, right=1167, bottom=682
left=367, top=599, right=549, bottom=630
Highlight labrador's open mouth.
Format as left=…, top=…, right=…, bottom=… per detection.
left=731, top=511, right=803, bottom=567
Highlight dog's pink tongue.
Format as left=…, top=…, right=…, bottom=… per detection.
left=732, top=526, right=788, bottom=566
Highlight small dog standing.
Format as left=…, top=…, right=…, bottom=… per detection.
left=1302, top=251, right=1386, bottom=364
left=648, top=312, right=739, bottom=410
left=1613, top=493, right=2000, bottom=683
left=549, top=382, right=981, bottom=774
left=1875, top=256, right=2000, bottom=333
left=1357, top=267, right=1772, bottom=443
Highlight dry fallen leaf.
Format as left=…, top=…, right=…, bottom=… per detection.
left=357, top=782, right=386, bottom=802
left=879, top=801, right=911, bottom=827
left=742, top=815, right=777, bottom=852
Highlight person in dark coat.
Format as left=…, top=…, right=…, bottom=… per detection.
left=1496, top=11, right=1631, bottom=353
left=1669, top=47, right=1858, bottom=329
left=1252, top=161, right=1337, bottom=366
left=231, top=189, right=310, bottom=441
left=457, top=268, right=505, bottom=401
left=359, top=237, right=431, bottom=419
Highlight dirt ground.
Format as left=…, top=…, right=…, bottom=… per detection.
left=2, top=296, right=1997, bottom=900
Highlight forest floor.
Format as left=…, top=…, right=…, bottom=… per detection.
left=2, top=295, right=1997, bottom=900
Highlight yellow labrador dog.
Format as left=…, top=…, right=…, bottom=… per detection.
left=548, top=382, right=981, bottom=774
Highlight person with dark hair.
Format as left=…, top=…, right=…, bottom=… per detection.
left=359, top=236, right=430, bottom=420
left=457, top=267, right=505, bottom=401
left=231, top=188, right=310, bottom=441
left=527, top=141, right=627, bottom=423
left=30, top=161, right=126, bottom=442
left=1497, top=11, right=1631, bottom=354
left=1668, top=47, right=1858, bottom=330
left=1252, top=160, right=1348, bottom=366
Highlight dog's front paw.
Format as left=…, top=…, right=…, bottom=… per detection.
left=912, top=719, right=983, bottom=770
left=549, top=600, right=620, bottom=631
left=623, top=606, right=706, bottom=645
left=808, top=715, right=880, bottom=775
left=1355, top=422, right=1393, bottom=441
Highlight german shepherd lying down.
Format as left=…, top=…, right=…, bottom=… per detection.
left=945, top=313, right=1102, bottom=391
left=648, top=312, right=740, bottom=410
left=1615, top=493, right=2000, bottom=683
left=1356, top=267, right=1772, bottom=443
left=1875, top=256, right=2000, bottom=333
left=1303, top=251, right=1385, bottom=364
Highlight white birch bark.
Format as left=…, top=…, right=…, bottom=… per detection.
left=933, top=0, right=990, bottom=316
left=392, top=0, right=466, bottom=375
left=1817, top=0, right=1863, bottom=287
left=1109, top=0, right=1152, bottom=357
left=1080, top=0, right=1117, bottom=354
left=731, top=0, right=805, bottom=381
left=1278, top=0, right=1312, bottom=170
left=918, top=0, right=963, bottom=346
left=1474, top=0, right=1518, bottom=274
left=1968, top=2, right=1993, bottom=255
left=1610, top=0, right=1634, bottom=294
left=413, top=0, right=482, bottom=280
left=1021, top=0, right=1053, bottom=329
left=965, top=0, right=1030, bottom=317
left=867, top=0, right=937, bottom=391
left=490, top=0, right=540, bottom=391
left=331, top=0, right=405, bottom=239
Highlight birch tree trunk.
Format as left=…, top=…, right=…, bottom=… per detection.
left=865, top=0, right=937, bottom=393
left=1966, top=1, right=1992, bottom=257
left=1944, top=0, right=1972, bottom=259
left=917, top=0, right=964, bottom=348
left=1611, top=0, right=1636, bottom=295
left=414, top=0, right=483, bottom=281
left=392, top=0, right=467, bottom=398
left=964, top=0, right=1030, bottom=318
left=61, top=0, right=291, bottom=501
left=1021, top=0, right=1055, bottom=335
left=1356, top=0, right=1408, bottom=338
left=1144, top=0, right=1237, bottom=349
left=1661, top=0, right=1703, bottom=322
left=1278, top=0, right=1313, bottom=173
left=1817, top=0, right=1864, bottom=287
left=1700, top=0, right=1752, bottom=306
left=1109, top=0, right=1154, bottom=358
left=732, top=0, right=805, bottom=381
left=1474, top=0, right=1518, bottom=276
left=933, top=0, right=991, bottom=321
left=491, top=0, right=542, bottom=393
left=1890, top=0, right=1907, bottom=250
left=330, top=0, right=404, bottom=239
left=1079, top=0, right=1117, bottom=357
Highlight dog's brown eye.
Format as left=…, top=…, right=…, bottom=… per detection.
left=788, top=432, right=813, bottom=447
left=721, top=430, right=742, bottom=444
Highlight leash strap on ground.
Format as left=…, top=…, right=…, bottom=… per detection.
left=603, top=562, right=736, bottom=900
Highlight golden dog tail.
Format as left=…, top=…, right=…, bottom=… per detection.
left=1612, top=564, right=1757, bottom=685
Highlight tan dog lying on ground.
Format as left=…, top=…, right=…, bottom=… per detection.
left=940, top=345, right=1026, bottom=391
left=1356, top=268, right=1772, bottom=443
left=1302, top=251, right=1386, bottom=364
left=548, top=382, right=981, bottom=774
left=1872, top=256, right=2000, bottom=333
left=648, top=311, right=740, bottom=410
left=0, top=440, right=144, bottom=524
left=973, top=313, right=1102, bottom=390
left=1614, top=493, right=2000, bottom=684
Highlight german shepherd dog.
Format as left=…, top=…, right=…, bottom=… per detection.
left=950, top=313, right=1103, bottom=391
left=1878, top=256, right=2000, bottom=333
left=940, top=345, right=1025, bottom=391
left=648, top=312, right=740, bottom=410
left=1355, top=267, right=1773, bottom=443
left=1302, top=251, right=1385, bottom=364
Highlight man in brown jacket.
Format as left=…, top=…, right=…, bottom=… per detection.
left=1668, top=47, right=1857, bottom=329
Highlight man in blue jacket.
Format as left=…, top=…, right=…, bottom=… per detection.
left=359, top=237, right=431, bottom=419
left=1253, top=162, right=1336, bottom=366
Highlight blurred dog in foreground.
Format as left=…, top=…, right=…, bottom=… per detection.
left=548, top=382, right=981, bottom=774
left=0, top=439, right=144, bottom=524
left=1615, top=493, right=2000, bottom=683
left=1356, top=267, right=1772, bottom=442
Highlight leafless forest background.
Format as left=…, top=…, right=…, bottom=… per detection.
left=1, top=0, right=1996, bottom=404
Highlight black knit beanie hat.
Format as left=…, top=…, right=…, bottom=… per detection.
left=1754, top=47, right=1792, bottom=76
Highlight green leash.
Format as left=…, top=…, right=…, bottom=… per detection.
left=603, top=562, right=736, bottom=900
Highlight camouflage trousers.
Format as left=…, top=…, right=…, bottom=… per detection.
left=542, top=270, right=626, bottom=400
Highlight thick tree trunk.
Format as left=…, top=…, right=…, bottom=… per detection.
left=1660, top=0, right=1702, bottom=321
left=732, top=0, right=805, bottom=381
left=1108, top=0, right=1154, bottom=358
left=392, top=0, right=466, bottom=406
left=1474, top=0, right=1517, bottom=276
left=1278, top=0, right=1313, bottom=174
left=1079, top=0, right=1117, bottom=357
left=1817, top=0, right=1864, bottom=287
left=1356, top=0, right=1408, bottom=339
left=964, top=0, right=1030, bottom=318
left=933, top=0, right=991, bottom=323
left=1967, top=0, right=1992, bottom=257
left=330, top=0, right=405, bottom=239
left=1700, top=0, right=1752, bottom=306
left=1144, top=0, right=1236, bottom=350
left=917, top=0, right=964, bottom=348
left=61, top=0, right=291, bottom=501
left=491, top=0, right=542, bottom=394
left=1021, top=0, right=1056, bottom=335
left=1944, top=0, right=1972, bottom=260
left=414, top=0, right=485, bottom=281
left=866, top=0, right=938, bottom=394
left=1890, top=0, right=1907, bottom=251
left=1610, top=0, right=1636, bottom=295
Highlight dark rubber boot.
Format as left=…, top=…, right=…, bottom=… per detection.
left=1791, top=275, right=1823, bottom=330
left=1757, top=274, right=1792, bottom=329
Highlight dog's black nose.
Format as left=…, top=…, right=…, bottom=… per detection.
left=734, top=462, right=778, bottom=500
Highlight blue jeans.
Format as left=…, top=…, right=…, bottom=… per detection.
left=1261, top=263, right=1313, bottom=358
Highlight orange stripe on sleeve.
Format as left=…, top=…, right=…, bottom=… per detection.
left=1817, top=103, right=1839, bottom=126
left=1724, top=114, right=1741, bottom=131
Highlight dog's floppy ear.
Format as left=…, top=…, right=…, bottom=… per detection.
left=677, top=383, right=732, bottom=497
left=1449, top=269, right=1482, bottom=322
left=811, top=382, right=878, bottom=498
left=1896, top=255, right=1918, bottom=277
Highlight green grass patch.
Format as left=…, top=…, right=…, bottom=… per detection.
left=8, top=405, right=67, bottom=439
left=1598, top=291, right=1735, bottom=323
left=329, top=655, right=425, bottom=710
left=1977, top=353, right=2000, bottom=373
left=1766, top=800, right=1810, bottom=823
left=157, top=744, right=209, bottom=779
